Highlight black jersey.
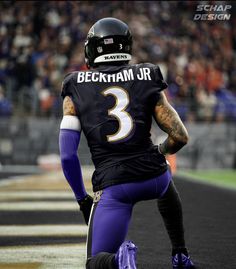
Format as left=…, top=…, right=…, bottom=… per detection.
left=61, top=63, right=168, bottom=191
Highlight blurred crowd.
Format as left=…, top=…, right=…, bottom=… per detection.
left=0, top=1, right=235, bottom=121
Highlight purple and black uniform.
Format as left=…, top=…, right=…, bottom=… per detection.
left=61, top=63, right=168, bottom=191
left=61, top=63, right=184, bottom=268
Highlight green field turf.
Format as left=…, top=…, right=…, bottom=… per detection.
left=176, top=169, right=236, bottom=190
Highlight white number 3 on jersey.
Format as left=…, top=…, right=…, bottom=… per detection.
left=102, top=87, right=133, bottom=142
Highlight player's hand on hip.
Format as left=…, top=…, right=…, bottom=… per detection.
left=77, top=194, right=93, bottom=225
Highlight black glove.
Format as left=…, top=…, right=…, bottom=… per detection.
left=77, top=194, right=93, bottom=225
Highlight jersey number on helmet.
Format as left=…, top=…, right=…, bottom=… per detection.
left=102, top=87, right=133, bottom=142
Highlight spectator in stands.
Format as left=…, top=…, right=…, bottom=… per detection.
left=196, top=85, right=218, bottom=122
left=0, top=84, right=12, bottom=117
left=0, top=1, right=235, bottom=121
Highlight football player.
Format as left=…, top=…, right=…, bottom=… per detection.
left=59, top=17, right=195, bottom=269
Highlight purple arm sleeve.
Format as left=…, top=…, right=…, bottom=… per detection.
left=59, top=129, right=87, bottom=201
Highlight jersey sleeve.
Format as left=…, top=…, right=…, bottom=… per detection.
left=61, top=73, right=74, bottom=99
left=61, top=72, right=80, bottom=117
left=152, top=65, right=168, bottom=91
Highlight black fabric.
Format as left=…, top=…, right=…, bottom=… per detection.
left=61, top=63, right=168, bottom=191
left=172, top=247, right=189, bottom=256
left=86, top=253, right=116, bottom=269
left=78, top=194, right=93, bottom=225
left=157, top=181, right=186, bottom=250
left=87, top=202, right=97, bottom=259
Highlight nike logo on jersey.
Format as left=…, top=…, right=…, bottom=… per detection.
left=77, top=67, right=151, bottom=83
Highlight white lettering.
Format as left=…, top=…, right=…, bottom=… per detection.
left=77, top=68, right=153, bottom=83
left=137, top=68, right=151, bottom=80
left=85, top=72, right=92, bottom=82
left=104, top=55, right=128, bottom=60
left=99, top=73, right=107, bottom=83
left=77, top=72, right=85, bottom=83
left=107, top=74, right=115, bottom=83
left=194, top=14, right=201, bottom=20
left=197, top=4, right=232, bottom=12
left=201, top=14, right=208, bottom=20
left=116, top=72, right=124, bottom=82
left=143, top=68, right=151, bottom=80
left=92, top=72, right=99, bottom=82
left=208, top=5, right=218, bottom=11
left=196, top=5, right=204, bottom=11
left=137, top=68, right=143, bottom=80
left=218, top=14, right=231, bottom=20
left=208, top=14, right=215, bottom=20
left=123, top=69, right=134, bottom=81
left=224, top=14, right=231, bottom=20
left=217, top=5, right=224, bottom=11
left=194, top=13, right=231, bottom=20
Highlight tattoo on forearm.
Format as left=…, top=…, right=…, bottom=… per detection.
left=63, top=96, right=76, bottom=116
left=157, top=104, right=187, bottom=142
left=160, top=136, right=184, bottom=155
left=155, top=93, right=189, bottom=155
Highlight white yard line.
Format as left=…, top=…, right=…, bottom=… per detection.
left=0, top=191, right=73, bottom=200
left=0, top=244, right=87, bottom=269
left=0, top=168, right=95, bottom=269
left=0, top=225, right=88, bottom=236
left=0, top=201, right=78, bottom=211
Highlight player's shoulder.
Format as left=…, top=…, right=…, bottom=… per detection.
left=130, top=62, right=163, bottom=80
left=61, top=71, right=79, bottom=97
left=131, top=62, right=167, bottom=90
left=131, top=62, right=159, bottom=70
left=130, top=62, right=161, bottom=75
left=62, top=71, right=78, bottom=85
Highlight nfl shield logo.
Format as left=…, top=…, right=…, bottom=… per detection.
left=97, top=46, right=103, bottom=53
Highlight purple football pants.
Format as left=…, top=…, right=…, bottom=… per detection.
left=87, top=170, right=171, bottom=259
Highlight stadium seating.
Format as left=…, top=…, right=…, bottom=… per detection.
left=0, top=1, right=235, bottom=121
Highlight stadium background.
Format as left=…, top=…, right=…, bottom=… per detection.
left=0, top=1, right=235, bottom=269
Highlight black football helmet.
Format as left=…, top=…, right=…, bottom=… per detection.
left=84, top=17, right=132, bottom=68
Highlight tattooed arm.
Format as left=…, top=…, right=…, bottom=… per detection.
left=63, top=96, right=76, bottom=116
left=153, top=92, right=189, bottom=155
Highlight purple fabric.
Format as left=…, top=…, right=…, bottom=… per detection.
left=59, top=129, right=87, bottom=201
left=91, top=170, right=171, bottom=256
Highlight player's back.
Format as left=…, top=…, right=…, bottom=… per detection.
left=62, top=63, right=168, bottom=191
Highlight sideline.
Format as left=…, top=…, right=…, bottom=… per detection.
left=175, top=171, right=236, bottom=192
